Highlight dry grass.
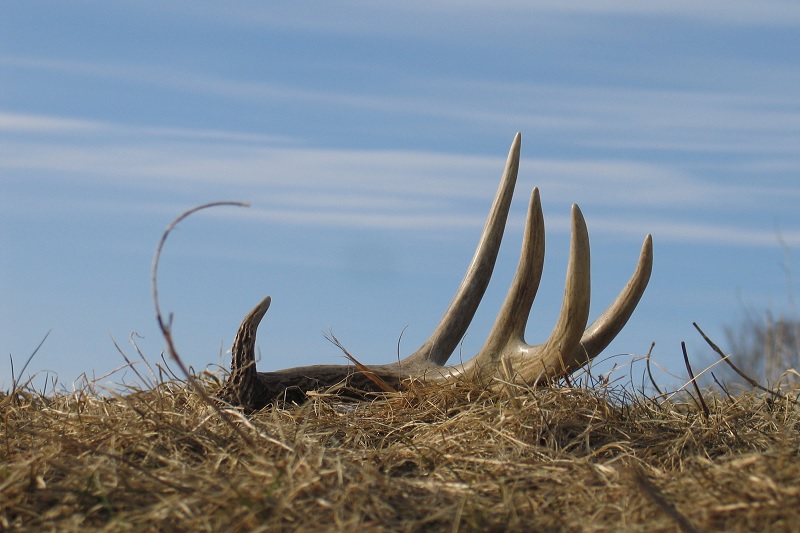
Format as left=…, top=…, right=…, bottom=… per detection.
left=2, top=368, right=800, bottom=532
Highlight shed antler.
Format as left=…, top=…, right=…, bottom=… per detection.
left=219, top=133, right=653, bottom=410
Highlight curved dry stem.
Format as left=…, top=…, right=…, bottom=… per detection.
left=151, top=201, right=250, bottom=326
left=151, top=201, right=250, bottom=359
left=151, top=201, right=260, bottom=444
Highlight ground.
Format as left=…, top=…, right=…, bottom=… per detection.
left=1, top=372, right=799, bottom=531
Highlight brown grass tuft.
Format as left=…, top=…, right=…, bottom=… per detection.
left=1, top=371, right=799, bottom=532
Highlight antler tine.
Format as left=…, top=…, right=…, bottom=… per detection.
left=220, top=295, right=271, bottom=408
left=405, top=132, right=521, bottom=366
left=570, top=234, right=653, bottom=363
left=465, top=187, right=545, bottom=377
left=512, top=204, right=592, bottom=380
left=453, top=202, right=591, bottom=383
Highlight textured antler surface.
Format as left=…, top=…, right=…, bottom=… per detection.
left=218, top=133, right=653, bottom=411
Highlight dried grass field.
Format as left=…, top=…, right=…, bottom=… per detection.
left=2, top=362, right=799, bottom=532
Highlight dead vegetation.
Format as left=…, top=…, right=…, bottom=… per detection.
left=2, top=363, right=799, bottom=532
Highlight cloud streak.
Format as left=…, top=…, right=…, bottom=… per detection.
left=2, top=111, right=797, bottom=247
left=4, top=53, right=798, bottom=163
left=142, top=1, right=800, bottom=34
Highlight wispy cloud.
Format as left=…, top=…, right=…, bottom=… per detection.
left=593, top=216, right=800, bottom=248
left=0, top=110, right=294, bottom=144
left=4, top=54, right=798, bottom=162
left=139, top=1, right=800, bottom=34
left=2, top=111, right=797, bottom=247
left=3, top=111, right=795, bottom=204
left=0, top=112, right=105, bottom=132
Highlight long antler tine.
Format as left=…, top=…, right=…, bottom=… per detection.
left=407, top=133, right=521, bottom=366
left=519, top=204, right=591, bottom=377
left=572, top=234, right=653, bottom=361
left=478, top=187, right=545, bottom=358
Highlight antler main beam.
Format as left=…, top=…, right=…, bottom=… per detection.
left=218, top=133, right=653, bottom=411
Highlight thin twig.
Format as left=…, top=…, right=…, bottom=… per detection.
left=631, top=466, right=700, bottom=533
left=711, top=372, right=735, bottom=402
left=151, top=201, right=249, bottom=325
left=151, top=201, right=268, bottom=448
left=325, top=331, right=397, bottom=393
left=11, top=330, right=51, bottom=396
left=110, top=334, right=151, bottom=389
left=644, top=342, right=662, bottom=396
left=396, top=325, right=409, bottom=365
left=130, top=332, right=159, bottom=386
left=693, top=322, right=798, bottom=405
left=681, top=342, right=709, bottom=420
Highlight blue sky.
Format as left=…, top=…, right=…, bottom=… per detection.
left=2, top=1, right=799, bottom=391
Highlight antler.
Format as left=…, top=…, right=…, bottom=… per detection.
left=218, top=133, right=653, bottom=410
